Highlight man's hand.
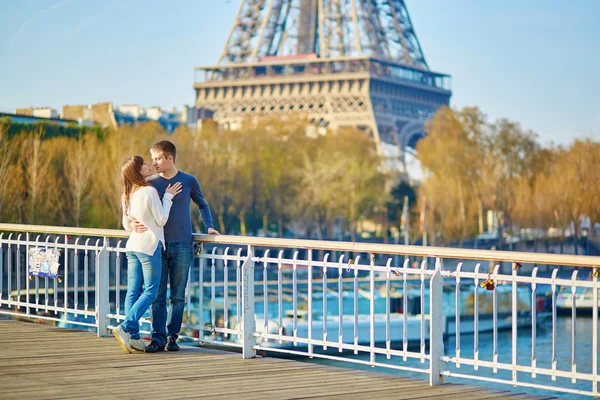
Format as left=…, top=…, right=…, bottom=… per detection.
left=207, top=227, right=220, bottom=235
left=130, top=218, right=148, bottom=233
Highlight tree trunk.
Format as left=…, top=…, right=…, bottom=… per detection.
left=27, top=135, right=44, bottom=225
left=239, top=211, right=246, bottom=236
left=458, top=181, right=467, bottom=242
left=262, top=214, right=268, bottom=236
left=315, top=217, right=323, bottom=241
left=477, top=198, right=484, bottom=234
left=278, top=216, right=284, bottom=238
left=350, top=186, right=356, bottom=242
left=74, top=186, right=82, bottom=227
left=218, top=213, right=226, bottom=235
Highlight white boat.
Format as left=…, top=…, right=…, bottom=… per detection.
left=556, top=286, right=599, bottom=315
left=243, top=283, right=550, bottom=349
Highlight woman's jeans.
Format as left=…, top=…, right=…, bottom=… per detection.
left=121, top=246, right=162, bottom=340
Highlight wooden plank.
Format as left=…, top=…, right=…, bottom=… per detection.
left=0, top=321, right=547, bottom=400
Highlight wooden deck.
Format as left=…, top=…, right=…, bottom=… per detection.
left=0, top=320, right=555, bottom=400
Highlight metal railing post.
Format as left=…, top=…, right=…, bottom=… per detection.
left=95, top=239, right=110, bottom=337
left=241, top=245, right=256, bottom=358
left=429, top=257, right=444, bottom=385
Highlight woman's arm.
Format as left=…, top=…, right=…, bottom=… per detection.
left=147, top=188, right=174, bottom=227
left=121, top=196, right=132, bottom=232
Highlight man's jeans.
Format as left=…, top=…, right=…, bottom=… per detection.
left=150, top=242, right=194, bottom=346
left=122, top=247, right=162, bottom=340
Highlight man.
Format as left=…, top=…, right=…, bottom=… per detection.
left=131, top=140, right=219, bottom=352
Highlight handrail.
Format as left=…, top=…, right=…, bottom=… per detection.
left=1, top=222, right=599, bottom=267
left=195, top=234, right=600, bottom=267
left=0, top=223, right=129, bottom=239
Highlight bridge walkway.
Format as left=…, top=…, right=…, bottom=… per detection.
left=0, top=320, right=554, bottom=400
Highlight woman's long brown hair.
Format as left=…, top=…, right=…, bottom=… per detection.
left=121, top=156, right=150, bottom=215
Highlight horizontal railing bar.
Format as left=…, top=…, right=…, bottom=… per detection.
left=189, top=337, right=243, bottom=348
left=0, top=302, right=96, bottom=316
left=202, top=326, right=241, bottom=335
left=254, top=345, right=431, bottom=374
left=256, top=333, right=431, bottom=359
left=3, top=223, right=599, bottom=267
left=444, top=371, right=595, bottom=397
left=443, top=356, right=595, bottom=381
left=202, top=254, right=434, bottom=276
left=195, top=234, right=600, bottom=267
left=0, top=223, right=129, bottom=239
left=0, top=310, right=98, bottom=327
left=0, top=240, right=105, bottom=252
left=441, top=271, right=600, bottom=288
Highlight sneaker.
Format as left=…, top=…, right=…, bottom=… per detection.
left=144, top=340, right=165, bottom=353
left=113, top=325, right=133, bottom=354
left=130, top=338, right=146, bottom=352
left=166, top=337, right=180, bottom=352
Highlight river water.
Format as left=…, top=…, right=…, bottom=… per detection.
left=302, top=316, right=595, bottom=399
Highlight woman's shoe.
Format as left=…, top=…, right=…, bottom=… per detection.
left=113, top=326, right=133, bottom=353
left=130, top=338, right=147, bottom=352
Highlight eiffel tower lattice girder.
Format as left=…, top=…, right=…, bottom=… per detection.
left=195, top=0, right=452, bottom=166
left=195, top=56, right=450, bottom=153
left=219, top=0, right=428, bottom=69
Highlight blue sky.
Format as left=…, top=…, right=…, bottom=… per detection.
left=1, top=0, right=598, bottom=146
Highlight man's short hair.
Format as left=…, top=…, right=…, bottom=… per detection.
left=151, top=140, right=177, bottom=161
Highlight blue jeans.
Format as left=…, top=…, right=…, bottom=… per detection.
left=122, top=247, right=162, bottom=340
left=150, top=242, right=194, bottom=345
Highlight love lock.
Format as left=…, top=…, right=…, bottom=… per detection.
left=346, top=259, right=355, bottom=272
left=480, top=277, right=495, bottom=291
left=513, top=262, right=522, bottom=271
left=593, top=268, right=600, bottom=279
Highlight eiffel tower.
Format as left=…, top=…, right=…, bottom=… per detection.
left=194, top=0, right=451, bottom=163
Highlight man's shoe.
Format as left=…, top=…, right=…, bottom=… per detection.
left=130, top=338, right=147, bottom=352
left=144, top=340, right=165, bottom=353
left=113, top=325, right=132, bottom=354
left=166, top=337, right=180, bottom=352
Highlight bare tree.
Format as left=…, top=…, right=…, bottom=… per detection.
left=0, top=125, right=17, bottom=221
left=65, top=134, right=98, bottom=226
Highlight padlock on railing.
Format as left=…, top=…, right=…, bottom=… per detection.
left=512, top=262, right=522, bottom=271
left=480, top=274, right=495, bottom=291
left=194, top=243, right=202, bottom=257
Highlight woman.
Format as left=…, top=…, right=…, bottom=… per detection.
left=114, top=156, right=182, bottom=353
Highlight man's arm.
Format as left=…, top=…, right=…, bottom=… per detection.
left=129, top=218, right=148, bottom=233
left=190, top=177, right=219, bottom=234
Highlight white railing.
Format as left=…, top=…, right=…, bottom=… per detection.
left=1, top=223, right=600, bottom=398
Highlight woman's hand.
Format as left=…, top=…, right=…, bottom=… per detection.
left=165, top=182, right=183, bottom=197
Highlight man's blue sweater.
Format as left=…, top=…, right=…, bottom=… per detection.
left=147, top=171, right=214, bottom=243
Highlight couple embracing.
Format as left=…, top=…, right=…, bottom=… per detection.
left=114, top=140, right=219, bottom=353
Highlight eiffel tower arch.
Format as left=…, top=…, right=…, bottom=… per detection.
left=194, top=0, right=451, bottom=170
